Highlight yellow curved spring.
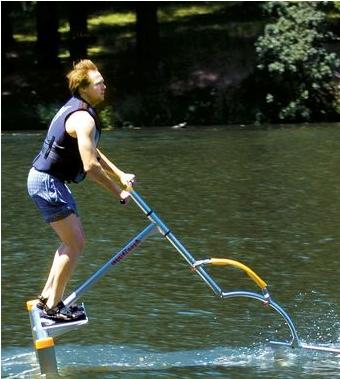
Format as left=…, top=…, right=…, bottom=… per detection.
left=208, top=258, right=267, bottom=290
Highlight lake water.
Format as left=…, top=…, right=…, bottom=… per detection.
left=2, top=125, right=340, bottom=378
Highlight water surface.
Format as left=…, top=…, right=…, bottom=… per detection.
left=2, top=126, right=340, bottom=378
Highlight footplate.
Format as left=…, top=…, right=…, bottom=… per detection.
left=39, top=303, right=89, bottom=338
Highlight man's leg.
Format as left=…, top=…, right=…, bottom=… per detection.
left=44, top=213, right=85, bottom=310
left=40, top=245, right=64, bottom=300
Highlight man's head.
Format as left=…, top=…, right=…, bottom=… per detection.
left=66, top=60, right=106, bottom=106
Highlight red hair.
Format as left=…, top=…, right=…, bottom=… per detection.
left=66, top=60, right=98, bottom=95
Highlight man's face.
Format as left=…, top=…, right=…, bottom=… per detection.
left=82, top=70, right=106, bottom=106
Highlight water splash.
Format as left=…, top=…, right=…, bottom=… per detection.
left=2, top=343, right=339, bottom=379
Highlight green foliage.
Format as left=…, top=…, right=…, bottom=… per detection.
left=98, top=106, right=119, bottom=129
left=36, top=103, right=61, bottom=125
left=255, top=2, right=340, bottom=122
left=35, top=103, right=119, bottom=130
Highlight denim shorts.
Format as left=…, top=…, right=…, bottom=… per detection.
left=27, top=167, right=78, bottom=223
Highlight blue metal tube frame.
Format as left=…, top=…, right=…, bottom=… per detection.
left=64, top=222, right=157, bottom=307
left=129, top=190, right=223, bottom=296
left=221, top=291, right=300, bottom=347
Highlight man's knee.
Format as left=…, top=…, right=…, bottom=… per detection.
left=72, top=232, right=86, bottom=255
left=51, top=214, right=86, bottom=255
left=64, top=229, right=86, bottom=256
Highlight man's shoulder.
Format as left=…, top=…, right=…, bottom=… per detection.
left=65, top=96, right=92, bottom=111
left=66, top=110, right=96, bottom=137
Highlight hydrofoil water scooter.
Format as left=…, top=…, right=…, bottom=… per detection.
left=27, top=188, right=340, bottom=376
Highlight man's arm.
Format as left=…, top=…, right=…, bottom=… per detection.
left=97, top=148, right=135, bottom=187
left=65, top=111, right=130, bottom=200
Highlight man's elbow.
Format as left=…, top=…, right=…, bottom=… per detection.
left=84, top=160, right=102, bottom=175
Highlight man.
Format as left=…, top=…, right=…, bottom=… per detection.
left=27, top=60, right=135, bottom=322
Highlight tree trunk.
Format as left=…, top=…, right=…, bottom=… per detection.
left=1, top=2, right=15, bottom=72
left=135, top=3, right=160, bottom=86
left=68, top=3, right=88, bottom=62
left=36, top=2, right=59, bottom=68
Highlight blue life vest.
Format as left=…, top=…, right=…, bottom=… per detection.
left=33, top=96, right=101, bottom=183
